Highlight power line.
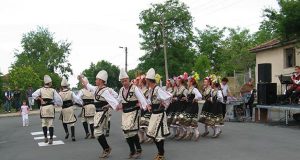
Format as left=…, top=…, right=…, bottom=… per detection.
left=194, top=0, right=243, bottom=17
left=190, top=0, right=219, bottom=10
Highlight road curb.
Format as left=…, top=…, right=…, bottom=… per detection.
left=0, top=107, right=62, bottom=118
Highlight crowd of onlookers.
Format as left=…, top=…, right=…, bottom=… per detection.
left=1, top=86, right=34, bottom=113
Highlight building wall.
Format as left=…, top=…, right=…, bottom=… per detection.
left=255, top=44, right=300, bottom=94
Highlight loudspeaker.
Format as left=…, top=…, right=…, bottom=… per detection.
left=257, top=83, right=277, bottom=105
left=293, top=113, right=300, bottom=122
left=258, top=63, right=272, bottom=83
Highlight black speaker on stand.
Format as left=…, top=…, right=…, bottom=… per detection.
left=257, top=83, right=277, bottom=105
left=258, top=63, right=272, bottom=83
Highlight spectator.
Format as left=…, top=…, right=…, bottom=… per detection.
left=4, top=89, right=13, bottom=113
left=13, top=87, right=21, bottom=112
left=240, top=78, right=255, bottom=118
left=20, top=100, right=30, bottom=127
left=221, top=77, right=232, bottom=118
left=26, top=85, right=34, bottom=110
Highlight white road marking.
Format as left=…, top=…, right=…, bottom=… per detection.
left=34, top=136, right=57, bottom=140
left=38, top=140, right=64, bottom=147
left=31, top=131, right=64, bottom=147
left=0, top=141, right=8, bottom=144
left=31, top=131, right=49, bottom=136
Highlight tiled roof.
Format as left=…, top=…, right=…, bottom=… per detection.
left=250, top=39, right=298, bottom=53
left=249, top=39, right=281, bottom=53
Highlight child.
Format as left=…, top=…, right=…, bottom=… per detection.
left=20, top=100, right=30, bottom=127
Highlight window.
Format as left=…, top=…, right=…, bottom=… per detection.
left=284, top=47, right=295, bottom=68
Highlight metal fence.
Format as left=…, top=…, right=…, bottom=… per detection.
left=228, top=69, right=255, bottom=97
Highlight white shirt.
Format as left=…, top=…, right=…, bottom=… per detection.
left=21, top=105, right=29, bottom=115
left=118, top=86, right=149, bottom=110
left=212, top=89, right=224, bottom=103
left=221, top=84, right=230, bottom=97
left=148, top=86, right=172, bottom=108
left=189, top=87, right=202, bottom=100
left=86, top=83, right=119, bottom=110
left=61, top=89, right=83, bottom=105
left=32, top=87, right=63, bottom=107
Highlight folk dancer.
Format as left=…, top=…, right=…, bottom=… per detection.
left=145, top=68, right=172, bottom=160
left=32, top=75, right=63, bottom=144
left=199, top=77, right=224, bottom=138
left=104, top=87, right=119, bottom=137
left=59, top=77, right=83, bottom=141
left=118, top=69, right=149, bottom=159
left=138, top=75, right=152, bottom=143
left=171, top=76, right=188, bottom=140
left=78, top=70, right=119, bottom=159
left=164, top=79, right=177, bottom=138
left=180, top=77, right=202, bottom=140
left=77, top=77, right=96, bottom=139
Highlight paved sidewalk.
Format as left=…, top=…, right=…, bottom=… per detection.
left=0, top=107, right=62, bottom=118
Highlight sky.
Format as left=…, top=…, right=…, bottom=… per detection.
left=0, top=0, right=279, bottom=87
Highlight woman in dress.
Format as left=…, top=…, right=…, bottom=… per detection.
left=181, top=77, right=202, bottom=140
left=199, top=77, right=224, bottom=138
left=172, top=76, right=188, bottom=140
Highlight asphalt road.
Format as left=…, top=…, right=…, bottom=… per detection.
left=1, top=109, right=300, bottom=160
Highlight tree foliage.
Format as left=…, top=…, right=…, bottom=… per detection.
left=10, top=27, right=72, bottom=89
left=221, top=28, right=256, bottom=75
left=195, top=26, right=225, bottom=73
left=82, top=60, right=121, bottom=89
left=263, top=0, right=300, bottom=40
left=8, top=66, right=41, bottom=90
left=194, top=26, right=256, bottom=76
left=137, top=0, right=196, bottom=79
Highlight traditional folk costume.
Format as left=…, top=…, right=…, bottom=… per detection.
left=118, top=69, right=149, bottom=158
left=58, top=78, right=82, bottom=141
left=78, top=81, right=96, bottom=139
left=104, top=87, right=118, bottom=137
left=84, top=70, right=119, bottom=159
left=180, top=78, right=202, bottom=140
left=140, top=86, right=150, bottom=128
left=139, top=83, right=152, bottom=144
left=172, top=84, right=188, bottom=125
left=146, top=68, right=172, bottom=160
left=171, top=80, right=188, bottom=140
left=32, top=75, right=63, bottom=145
left=199, top=79, right=224, bottom=138
left=165, top=80, right=176, bottom=126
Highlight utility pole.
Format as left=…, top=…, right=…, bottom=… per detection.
left=119, top=46, right=128, bottom=72
left=154, top=19, right=169, bottom=80
left=161, top=20, right=169, bottom=80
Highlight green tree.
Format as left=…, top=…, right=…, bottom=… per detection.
left=192, top=55, right=211, bottom=79
left=8, top=66, right=41, bottom=90
left=221, top=28, right=256, bottom=75
left=12, top=26, right=72, bottom=88
left=82, top=60, right=121, bottom=89
left=253, top=17, right=278, bottom=45
left=0, top=72, right=3, bottom=103
left=137, top=0, right=196, bottom=79
left=263, top=0, right=300, bottom=40
left=194, top=26, right=256, bottom=76
left=195, top=25, right=225, bottom=73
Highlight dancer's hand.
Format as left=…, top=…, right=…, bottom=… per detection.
left=146, top=105, right=152, bottom=112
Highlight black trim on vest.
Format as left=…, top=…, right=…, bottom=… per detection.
left=83, top=99, right=94, bottom=105
left=62, top=100, right=73, bottom=108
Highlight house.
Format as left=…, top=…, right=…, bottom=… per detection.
left=250, top=39, right=300, bottom=94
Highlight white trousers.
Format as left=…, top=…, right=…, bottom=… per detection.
left=22, top=114, right=29, bottom=126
